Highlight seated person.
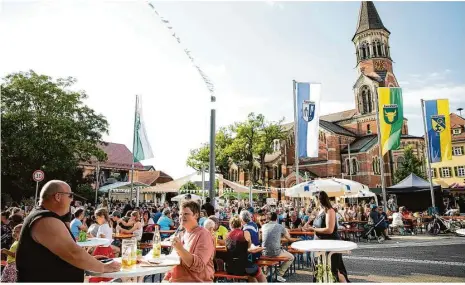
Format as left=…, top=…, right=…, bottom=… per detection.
left=157, top=209, right=174, bottom=239
left=208, top=216, right=229, bottom=246
left=285, top=212, right=302, bottom=230
left=225, top=216, right=266, bottom=282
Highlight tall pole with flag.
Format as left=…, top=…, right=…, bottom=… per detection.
left=130, top=95, right=154, bottom=206
left=376, top=87, right=404, bottom=211
left=421, top=99, right=452, bottom=210
left=294, top=81, right=321, bottom=209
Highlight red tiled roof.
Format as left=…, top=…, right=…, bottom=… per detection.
left=450, top=113, right=465, bottom=142
left=450, top=113, right=465, bottom=129
left=80, top=142, right=144, bottom=170
left=136, top=170, right=173, bottom=186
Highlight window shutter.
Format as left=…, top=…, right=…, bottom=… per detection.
left=461, top=146, right=464, bottom=155
left=439, top=168, right=443, bottom=178
left=432, top=168, right=436, bottom=178
left=454, top=166, right=458, bottom=177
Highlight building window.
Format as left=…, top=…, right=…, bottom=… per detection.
left=367, top=124, right=372, bottom=134
left=359, top=86, right=373, bottom=114
left=430, top=168, right=437, bottom=178
left=453, top=146, right=464, bottom=156
left=396, top=157, right=405, bottom=171
left=440, top=167, right=451, bottom=178
left=351, top=158, right=358, bottom=175
left=345, top=159, right=350, bottom=174
left=453, top=128, right=462, bottom=135
left=455, top=166, right=465, bottom=177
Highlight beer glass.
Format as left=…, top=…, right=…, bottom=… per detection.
left=121, top=239, right=135, bottom=270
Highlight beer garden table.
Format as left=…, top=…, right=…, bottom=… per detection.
left=86, top=252, right=179, bottom=279
left=77, top=238, right=109, bottom=247
left=291, top=240, right=357, bottom=283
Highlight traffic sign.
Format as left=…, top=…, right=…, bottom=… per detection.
left=33, top=170, right=45, bottom=182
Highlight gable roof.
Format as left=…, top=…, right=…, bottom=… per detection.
left=320, top=120, right=357, bottom=137
left=450, top=113, right=465, bottom=129
left=136, top=170, right=173, bottom=186
left=80, top=142, right=144, bottom=170
left=341, top=135, right=378, bottom=154
left=321, top=109, right=358, bottom=122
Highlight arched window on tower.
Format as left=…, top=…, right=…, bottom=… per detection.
left=372, top=41, right=377, bottom=57
left=361, top=43, right=367, bottom=59
left=359, top=86, right=372, bottom=114
left=386, top=44, right=390, bottom=58
left=367, top=124, right=371, bottom=134
left=376, top=41, right=382, bottom=57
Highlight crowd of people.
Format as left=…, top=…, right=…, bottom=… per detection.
left=1, top=178, right=435, bottom=283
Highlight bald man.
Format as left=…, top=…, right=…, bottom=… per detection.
left=16, top=180, right=121, bottom=282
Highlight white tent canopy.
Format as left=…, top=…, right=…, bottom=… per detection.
left=218, top=176, right=268, bottom=194
left=171, top=193, right=202, bottom=202
left=285, top=178, right=364, bottom=198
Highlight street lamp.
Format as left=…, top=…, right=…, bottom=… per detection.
left=458, top=108, right=463, bottom=117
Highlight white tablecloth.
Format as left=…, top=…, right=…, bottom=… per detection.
left=77, top=238, right=109, bottom=247
left=86, top=254, right=179, bottom=279
left=456, top=229, right=465, bottom=236
left=291, top=240, right=358, bottom=253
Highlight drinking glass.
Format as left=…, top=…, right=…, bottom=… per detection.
left=121, top=239, right=135, bottom=270
left=131, top=238, right=137, bottom=266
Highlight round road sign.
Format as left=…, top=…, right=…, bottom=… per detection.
left=33, top=170, right=45, bottom=182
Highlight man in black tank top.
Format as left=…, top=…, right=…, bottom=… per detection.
left=16, top=180, right=121, bottom=282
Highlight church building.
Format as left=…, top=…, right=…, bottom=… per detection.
left=228, top=1, right=426, bottom=199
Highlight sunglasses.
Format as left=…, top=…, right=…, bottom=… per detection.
left=56, top=192, right=74, bottom=199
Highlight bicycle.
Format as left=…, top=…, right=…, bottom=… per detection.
left=427, top=214, right=461, bottom=235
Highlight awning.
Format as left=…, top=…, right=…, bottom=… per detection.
left=98, top=181, right=151, bottom=193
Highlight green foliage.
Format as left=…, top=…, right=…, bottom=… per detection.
left=1, top=70, right=109, bottom=201
left=186, top=113, right=286, bottom=186
left=186, top=127, right=233, bottom=176
left=394, top=145, right=426, bottom=183
left=180, top=181, right=201, bottom=190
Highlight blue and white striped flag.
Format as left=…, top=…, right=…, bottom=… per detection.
left=295, top=82, right=321, bottom=158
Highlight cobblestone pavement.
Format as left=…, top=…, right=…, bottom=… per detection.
left=287, top=235, right=465, bottom=283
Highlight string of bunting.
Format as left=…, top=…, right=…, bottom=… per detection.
left=146, top=1, right=216, bottom=100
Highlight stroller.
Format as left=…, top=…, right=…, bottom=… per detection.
left=362, top=218, right=386, bottom=243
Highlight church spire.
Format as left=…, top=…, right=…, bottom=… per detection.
left=353, top=1, right=390, bottom=40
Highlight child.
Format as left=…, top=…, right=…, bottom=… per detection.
left=93, top=208, right=120, bottom=258
left=1, top=224, right=22, bottom=283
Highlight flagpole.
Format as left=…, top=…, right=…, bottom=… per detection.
left=374, top=87, right=388, bottom=211
left=130, top=95, right=139, bottom=205
left=293, top=80, right=300, bottom=209
left=421, top=99, right=436, bottom=210
left=293, top=80, right=300, bottom=187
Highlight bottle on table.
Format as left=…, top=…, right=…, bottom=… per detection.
left=152, top=226, right=161, bottom=258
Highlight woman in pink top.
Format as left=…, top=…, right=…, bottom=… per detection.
left=164, top=201, right=215, bottom=283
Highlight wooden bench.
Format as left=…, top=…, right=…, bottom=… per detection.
left=214, top=271, right=249, bottom=282
left=259, top=255, right=293, bottom=278
left=256, top=260, right=280, bottom=282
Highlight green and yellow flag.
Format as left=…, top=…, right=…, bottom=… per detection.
left=378, top=87, right=404, bottom=155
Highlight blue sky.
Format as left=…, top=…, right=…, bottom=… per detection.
left=1, top=1, right=464, bottom=179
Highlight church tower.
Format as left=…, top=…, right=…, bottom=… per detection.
left=352, top=1, right=399, bottom=116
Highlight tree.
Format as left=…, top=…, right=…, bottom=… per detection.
left=1, top=70, right=109, bottom=201
left=255, top=117, right=286, bottom=184
left=228, top=113, right=264, bottom=184
left=393, top=145, right=426, bottom=183
left=186, top=127, right=233, bottom=177
left=179, top=181, right=200, bottom=191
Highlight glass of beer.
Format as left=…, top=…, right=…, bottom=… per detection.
left=121, top=239, right=135, bottom=270
left=131, top=238, right=137, bottom=266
